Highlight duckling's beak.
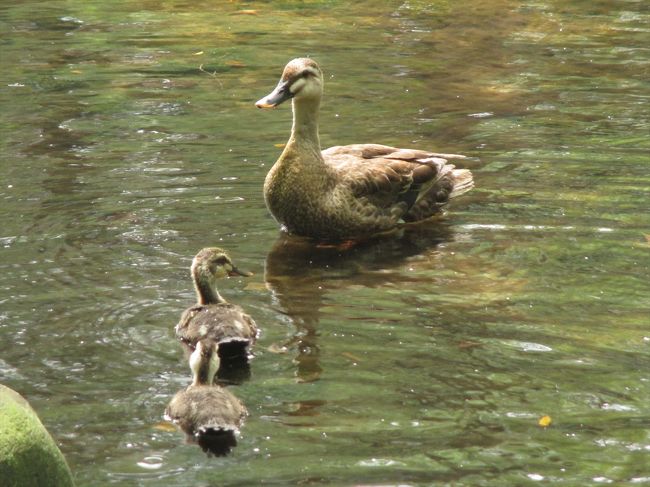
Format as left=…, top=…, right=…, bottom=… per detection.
left=255, top=79, right=293, bottom=108
left=228, top=266, right=253, bottom=278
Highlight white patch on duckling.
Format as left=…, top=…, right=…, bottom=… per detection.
left=199, top=324, right=208, bottom=337
left=189, top=343, right=202, bottom=375
left=208, top=345, right=221, bottom=378
left=233, top=320, right=245, bottom=332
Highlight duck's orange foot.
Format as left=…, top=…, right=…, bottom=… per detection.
left=314, top=239, right=360, bottom=251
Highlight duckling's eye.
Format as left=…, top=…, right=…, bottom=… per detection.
left=213, top=256, right=228, bottom=266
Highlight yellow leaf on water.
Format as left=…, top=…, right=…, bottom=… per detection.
left=267, top=343, right=289, bottom=354
left=153, top=421, right=177, bottom=432
left=538, top=415, right=552, bottom=428
left=225, top=60, right=247, bottom=68
left=244, top=281, right=267, bottom=292
left=70, top=70, right=82, bottom=74
left=274, top=143, right=286, bottom=148
left=232, top=9, right=258, bottom=15
left=341, top=351, right=362, bottom=363
left=193, top=51, right=204, bottom=56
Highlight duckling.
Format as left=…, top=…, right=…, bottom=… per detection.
left=256, top=58, right=474, bottom=242
left=175, top=248, right=258, bottom=364
left=164, top=339, right=248, bottom=456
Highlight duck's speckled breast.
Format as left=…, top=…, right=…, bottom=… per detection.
left=263, top=145, right=332, bottom=234
left=264, top=158, right=396, bottom=240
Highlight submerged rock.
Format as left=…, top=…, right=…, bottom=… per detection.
left=0, top=385, right=74, bottom=487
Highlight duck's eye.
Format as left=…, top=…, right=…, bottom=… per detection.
left=213, top=256, right=228, bottom=266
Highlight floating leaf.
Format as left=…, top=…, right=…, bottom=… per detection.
left=193, top=51, right=204, bottom=56
left=274, top=143, right=286, bottom=148
left=267, top=343, right=289, bottom=354
left=225, top=60, right=246, bottom=68
left=153, top=421, right=177, bottom=432
left=341, top=351, right=362, bottom=362
left=244, top=281, right=268, bottom=292
left=232, top=9, right=258, bottom=15
left=538, top=415, right=552, bottom=427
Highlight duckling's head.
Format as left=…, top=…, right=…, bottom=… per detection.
left=256, top=58, right=323, bottom=109
left=191, top=247, right=252, bottom=304
left=189, top=339, right=221, bottom=386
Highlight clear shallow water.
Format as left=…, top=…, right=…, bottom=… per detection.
left=1, top=0, right=649, bottom=485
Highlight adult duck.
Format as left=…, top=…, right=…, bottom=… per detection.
left=175, top=248, right=258, bottom=364
left=165, top=339, right=248, bottom=455
left=256, top=58, right=474, bottom=242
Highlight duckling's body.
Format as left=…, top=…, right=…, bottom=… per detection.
left=165, top=340, right=248, bottom=454
left=175, top=248, right=258, bottom=361
left=176, top=303, right=257, bottom=355
left=166, top=385, right=247, bottom=436
left=165, top=383, right=247, bottom=437
left=256, top=58, right=474, bottom=241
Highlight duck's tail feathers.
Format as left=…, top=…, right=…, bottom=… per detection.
left=198, top=425, right=238, bottom=435
left=450, top=169, right=474, bottom=199
left=196, top=428, right=238, bottom=456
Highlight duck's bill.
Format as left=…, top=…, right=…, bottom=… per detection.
left=228, top=266, right=253, bottom=277
left=255, top=80, right=293, bottom=108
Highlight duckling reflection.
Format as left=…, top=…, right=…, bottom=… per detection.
left=175, top=247, right=258, bottom=382
left=164, top=339, right=248, bottom=457
left=264, top=225, right=454, bottom=383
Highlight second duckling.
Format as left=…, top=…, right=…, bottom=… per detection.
left=165, top=339, right=248, bottom=456
left=175, top=247, right=259, bottom=364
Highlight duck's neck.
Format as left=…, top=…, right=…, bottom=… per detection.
left=288, top=97, right=321, bottom=152
left=191, top=358, right=215, bottom=386
left=193, top=275, right=226, bottom=305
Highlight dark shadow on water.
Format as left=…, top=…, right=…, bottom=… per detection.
left=179, top=341, right=252, bottom=385
left=215, top=352, right=252, bottom=386
left=264, top=222, right=455, bottom=383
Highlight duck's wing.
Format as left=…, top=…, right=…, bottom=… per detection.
left=323, top=144, right=466, bottom=164
left=175, top=304, right=257, bottom=348
left=176, top=305, right=202, bottom=333
left=323, top=144, right=467, bottom=211
left=164, top=389, right=195, bottom=435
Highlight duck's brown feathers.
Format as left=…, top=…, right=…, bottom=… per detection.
left=175, top=303, right=258, bottom=351
left=265, top=142, right=473, bottom=240
left=324, top=143, right=470, bottom=207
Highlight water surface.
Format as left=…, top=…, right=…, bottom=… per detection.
left=1, top=0, right=649, bottom=485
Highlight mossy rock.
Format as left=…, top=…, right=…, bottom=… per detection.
left=0, top=384, right=74, bottom=487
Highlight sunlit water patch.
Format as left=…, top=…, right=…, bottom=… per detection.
left=1, top=0, right=649, bottom=485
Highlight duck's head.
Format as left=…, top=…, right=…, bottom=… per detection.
left=256, top=58, right=323, bottom=109
left=189, top=339, right=221, bottom=386
left=192, top=247, right=252, bottom=281
left=191, top=247, right=252, bottom=305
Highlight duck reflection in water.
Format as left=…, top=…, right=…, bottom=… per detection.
left=165, top=339, right=248, bottom=457
left=264, top=224, right=454, bottom=384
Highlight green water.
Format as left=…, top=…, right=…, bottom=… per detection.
left=1, top=0, right=649, bottom=485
